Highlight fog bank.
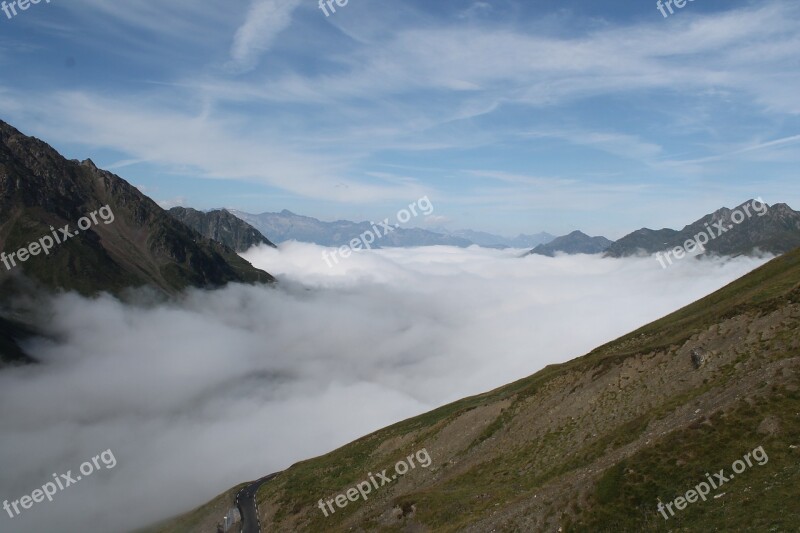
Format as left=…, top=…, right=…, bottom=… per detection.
left=0, top=244, right=770, bottom=532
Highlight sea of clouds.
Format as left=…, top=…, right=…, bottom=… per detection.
left=0, top=243, right=771, bottom=532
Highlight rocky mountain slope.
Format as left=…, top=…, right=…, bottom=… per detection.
left=230, top=209, right=473, bottom=248
left=157, top=246, right=800, bottom=532
left=0, top=120, right=273, bottom=298
left=0, top=120, right=274, bottom=364
left=605, top=199, right=800, bottom=258
left=528, top=230, right=613, bottom=256
left=168, top=207, right=275, bottom=253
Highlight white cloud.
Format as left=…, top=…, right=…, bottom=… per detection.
left=2, top=1, right=798, bottom=218
left=228, top=0, right=303, bottom=72
left=663, top=133, right=800, bottom=167
left=156, top=196, right=188, bottom=209
left=522, top=129, right=665, bottom=161
left=0, top=90, right=426, bottom=204
left=212, top=2, right=800, bottom=115
left=0, top=245, right=770, bottom=532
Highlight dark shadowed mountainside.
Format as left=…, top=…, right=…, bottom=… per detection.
left=0, top=120, right=273, bottom=298
left=0, top=315, right=36, bottom=366
left=0, top=120, right=275, bottom=363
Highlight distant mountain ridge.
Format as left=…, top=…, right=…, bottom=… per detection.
left=168, top=207, right=275, bottom=253
left=230, top=209, right=556, bottom=249
left=524, top=200, right=800, bottom=259
left=229, top=209, right=474, bottom=248
left=605, top=199, right=800, bottom=258
left=448, top=229, right=555, bottom=249
left=528, top=230, right=613, bottom=256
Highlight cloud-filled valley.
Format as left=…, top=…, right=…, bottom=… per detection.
left=0, top=244, right=771, bottom=532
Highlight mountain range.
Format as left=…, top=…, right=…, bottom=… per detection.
left=230, top=209, right=558, bottom=250
left=2, top=118, right=796, bottom=303
left=226, top=200, right=800, bottom=260
left=523, top=200, right=800, bottom=259
left=229, top=209, right=474, bottom=248
left=605, top=199, right=800, bottom=258
left=230, top=209, right=556, bottom=249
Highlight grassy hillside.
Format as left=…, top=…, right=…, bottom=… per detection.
left=155, top=247, right=800, bottom=532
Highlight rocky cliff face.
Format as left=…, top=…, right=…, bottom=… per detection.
left=168, top=207, right=275, bottom=253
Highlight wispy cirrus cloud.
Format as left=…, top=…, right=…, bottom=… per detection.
left=228, top=0, right=304, bottom=72
left=0, top=90, right=428, bottom=204
left=1, top=0, right=798, bottom=232
left=200, top=2, right=800, bottom=113
left=521, top=130, right=665, bottom=161
left=657, top=133, right=800, bottom=172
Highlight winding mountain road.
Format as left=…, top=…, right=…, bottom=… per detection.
left=235, top=472, right=281, bottom=533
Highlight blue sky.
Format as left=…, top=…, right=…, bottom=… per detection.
left=1, top=0, right=799, bottom=238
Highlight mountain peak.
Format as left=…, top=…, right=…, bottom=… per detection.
left=0, top=121, right=274, bottom=297
left=566, top=230, right=590, bottom=238
left=528, top=230, right=612, bottom=257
